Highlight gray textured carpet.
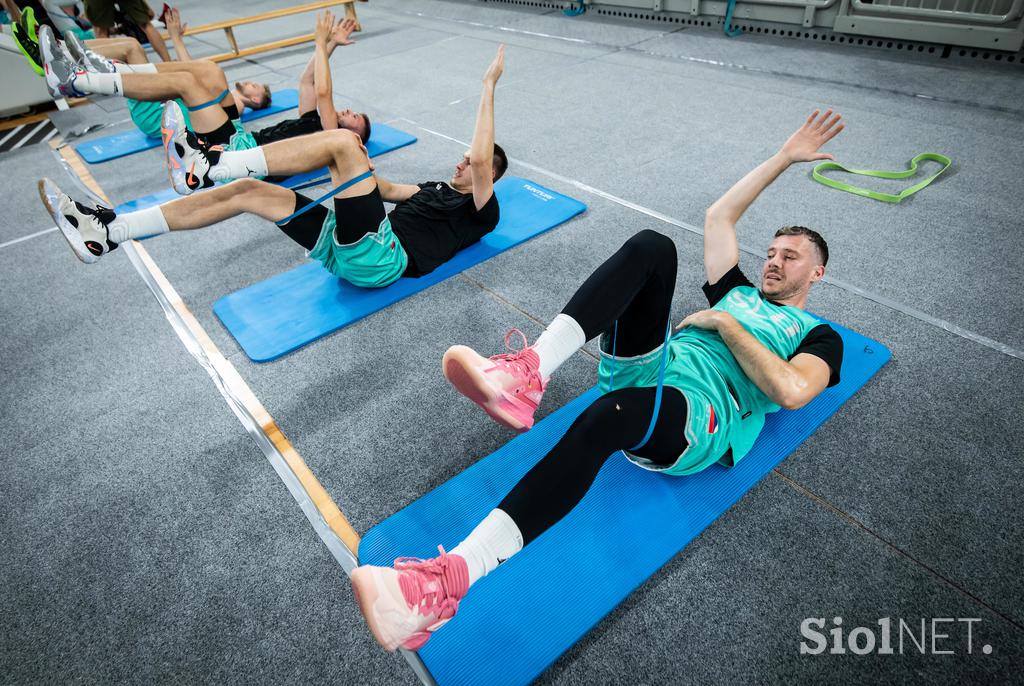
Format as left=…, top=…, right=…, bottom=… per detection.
left=3, top=0, right=1022, bottom=683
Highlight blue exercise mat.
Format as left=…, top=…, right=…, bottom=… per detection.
left=113, top=123, right=417, bottom=214
left=359, top=321, right=890, bottom=686
left=76, top=88, right=301, bottom=164
left=213, top=176, right=587, bottom=362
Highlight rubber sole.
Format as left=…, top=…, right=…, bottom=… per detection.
left=350, top=567, right=401, bottom=652
left=37, top=178, right=96, bottom=264
left=442, top=346, right=528, bottom=432
left=160, top=101, right=193, bottom=196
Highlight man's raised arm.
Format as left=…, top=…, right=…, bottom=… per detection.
left=703, top=109, right=844, bottom=284
left=298, top=13, right=356, bottom=122
left=469, top=45, right=504, bottom=211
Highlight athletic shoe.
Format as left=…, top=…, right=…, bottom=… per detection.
left=63, top=30, right=116, bottom=74
left=12, top=9, right=43, bottom=77
left=161, top=100, right=220, bottom=195
left=351, top=547, right=469, bottom=652
left=38, top=178, right=119, bottom=263
left=39, top=25, right=87, bottom=98
left=442, top=328, right=547, bottom=432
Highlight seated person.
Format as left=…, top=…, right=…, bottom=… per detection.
left=38, top=47, right=508, bottom=293
left=348, top=111, right=846, bottom=652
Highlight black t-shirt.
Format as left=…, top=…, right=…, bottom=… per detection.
left=702, top=264, right=843, bottom=387
left=388, top=182, right=500, bottom=277
left=251, top=110, right=323, bottom=146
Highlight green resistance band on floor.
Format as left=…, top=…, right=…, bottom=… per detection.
left=812, top=153, right=952, bottom=203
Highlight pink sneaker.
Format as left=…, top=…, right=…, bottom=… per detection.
left=442, top=329, right=547, bottom=432
left=351, top=546, right=469, bottom=652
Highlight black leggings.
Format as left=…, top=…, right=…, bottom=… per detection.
left=500, top=230, right=689, bottom=545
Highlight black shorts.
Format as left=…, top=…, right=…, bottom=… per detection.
left=277, top=186, right=387, bottom=251
left=84, top=0, right=151, bottom=29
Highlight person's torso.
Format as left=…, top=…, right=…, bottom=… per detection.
left=252, top=112, right=323, bottom=146
left=668, top=285, right=822, bottom=460
left=388, top=182, right=499, bottom=277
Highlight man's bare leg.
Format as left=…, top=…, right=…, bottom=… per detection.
left=85, top=37, right=150, bottom=64
left=40, top=177, right=301, bottom=263
left=159, top=179, right=298, bottom=229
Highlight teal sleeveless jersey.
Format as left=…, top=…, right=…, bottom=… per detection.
left=668, top=285, right=823, bottom=463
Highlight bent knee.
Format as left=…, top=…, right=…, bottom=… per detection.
left=624, top=229, right=676, bottom=266
left=326, top=128, right=363, bottom=150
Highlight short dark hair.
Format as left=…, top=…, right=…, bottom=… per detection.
left=360, top=113, right=372, bottom=142
left=775, top=225, right=828, bottom=266
left=492, top=143, right=508, bottom=181
left=257, top=84, right=272, bottom=110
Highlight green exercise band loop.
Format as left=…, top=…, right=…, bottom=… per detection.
left=812, top=152, right=952, bottom=203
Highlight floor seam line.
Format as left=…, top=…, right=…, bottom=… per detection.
left=770, top=469, right=1024, bottom=632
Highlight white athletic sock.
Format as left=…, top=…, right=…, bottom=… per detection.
left=74, top=71, right=124, bottom=96
left=113, top=62, right=158, bottom=74
left=533, top=313, right=586, bottom=379
left=209, top=147, right=269, bottom=181
left=107, top=205, right=170, bottom=243
left=450, top=508, right=524, bottom=587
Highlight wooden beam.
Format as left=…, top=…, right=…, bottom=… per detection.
left=160, top=0, right=359, bottom=39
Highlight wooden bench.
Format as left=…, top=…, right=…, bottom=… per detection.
left=163, top=0, right=366, bottom=64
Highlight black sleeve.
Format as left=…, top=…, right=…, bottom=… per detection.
left=702, top=264, right=755, bottom=307
left=473, top=192, right=499, bottom=227
left=791, top=324, right=843, bottom=387
left=301, top=109, right=321, bottom=121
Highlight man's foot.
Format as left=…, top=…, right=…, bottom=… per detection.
left=442, top=329, right=547, bottom=432
left=351, top=547, right=469, bottom=652
left=161, top=100, right=219, bottom=195
left=38, top=178, right=119, bottom=264
left=12, top=9, right=43, bottom=77
left=39, top=25, right=87, bottom=98
left=63, top=30, right=116, bottom=74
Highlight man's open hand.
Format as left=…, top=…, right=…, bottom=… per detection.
left=780, top=109, right=844, bottom=164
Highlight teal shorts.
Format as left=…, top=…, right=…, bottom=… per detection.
left=597, top=336, right=732, bottom=476
left=227, top=128, right=255, bottom=151
left=308, top=214, right=408, bottom=289
left=127, top=97, right=190, bottom=139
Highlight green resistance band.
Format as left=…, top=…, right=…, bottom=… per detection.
left=812, top=153, right=952, bottom=203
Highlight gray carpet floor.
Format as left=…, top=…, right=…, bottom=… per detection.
left=2, top=0, right=1022, bottom=683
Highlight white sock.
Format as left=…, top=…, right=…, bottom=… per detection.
left=75, top=71, right=123, bottom=96
left=107, top=205, right=169, bottom=243
left=450, top=508, right=524, bottom=587
left=113, top=62, right=158, bottom=74
left=209, top=147, right=269, bottom=181
left=533, top=313, right=586, bottom=379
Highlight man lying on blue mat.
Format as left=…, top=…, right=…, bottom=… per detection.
left=38, top=46, right=507, bottom=292
left=38, top=10, right=370, bottom=149
left=348, top=110, right=847, bottom=652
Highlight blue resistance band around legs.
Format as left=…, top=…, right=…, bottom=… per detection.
left=605, top=320, right=675, bottom=453
left=274, top=170, right=375, bottom=226
left=188, top=89, right=230, bottom=112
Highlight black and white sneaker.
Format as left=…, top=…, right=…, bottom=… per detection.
left=39, top=25, right=87, bottom=98
left=38, top=178, right=119, bottom=263
left=161, top=100, right=220, bottom=195
left=63, top=30, right=117, bottom=74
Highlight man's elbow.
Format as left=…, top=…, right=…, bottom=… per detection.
left=778, top=394, right=808, bottom=411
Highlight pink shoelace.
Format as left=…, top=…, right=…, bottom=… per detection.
left=485, top=329, right=544, bottom=394
left=394, top=546, right=469, bottom=649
